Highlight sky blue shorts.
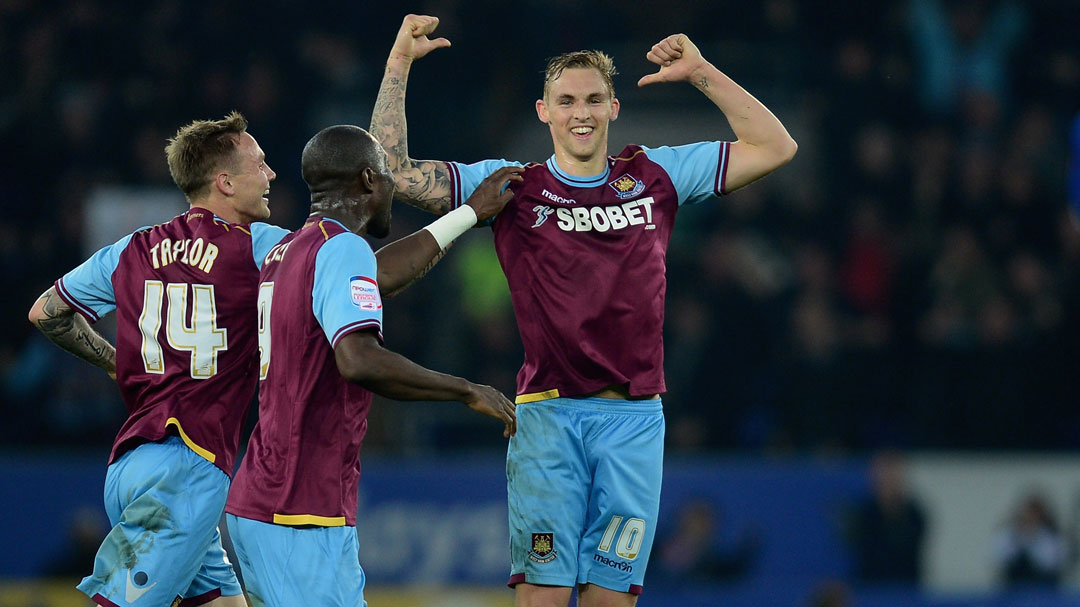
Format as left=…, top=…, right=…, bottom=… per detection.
left=227, top=514, right=367, bottom=607
left=506, top=397, right=664, bottom=595
left=77, top=436, right=242, bottom=606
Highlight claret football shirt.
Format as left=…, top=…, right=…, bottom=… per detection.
left=227, top=217, right=383, bottom=527
left=447, top=142, right=730, bottom=401
left=56, top=207, right=287, bottom=475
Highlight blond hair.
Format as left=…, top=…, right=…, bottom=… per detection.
left=543, top=50, right=617, bottom=99
left=165, top=111, right=248, bottom=200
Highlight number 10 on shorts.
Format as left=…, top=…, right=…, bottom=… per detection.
left=597, top=516, right=646, bottom=560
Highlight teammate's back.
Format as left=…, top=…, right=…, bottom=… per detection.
left=228, top=218, right=377, bottom=527
left=29, top=111, right=284, bottom=607
left=101, top=209, right=263, bottom=474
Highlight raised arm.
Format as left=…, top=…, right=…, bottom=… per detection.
left=335, top=331, right=516, bottom=437
left=376, top=166, right=521, bottom=297
left=638, top=34, right=798, bottom=193
left=371, top=14, right=455, bottom=215
left=28, top=286, right=116, bottom=380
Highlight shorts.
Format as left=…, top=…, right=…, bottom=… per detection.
left=506, top=396, right=664, bottom=595
left=226, top=514, right=367, bottom=607
left=77, top=436, right=242, bottom=607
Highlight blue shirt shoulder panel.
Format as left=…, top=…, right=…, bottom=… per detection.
left=448, top=159, right=524, bottom=207
left=56, top=230, right=141, bottom=321
left=312, top=231, right=383, bottom=346
left=641, top=141, right=729, bottom=205
left=250, top=222, right=290, bottom=269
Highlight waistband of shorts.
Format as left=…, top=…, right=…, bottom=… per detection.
left=520, top=395, right=663, bottom=415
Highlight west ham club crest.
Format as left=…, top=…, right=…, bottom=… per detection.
left=608, top=173, right=645, bottom=199
left=528, top=532, right=557, bottom=563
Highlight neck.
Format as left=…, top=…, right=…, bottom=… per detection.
left=190, top=200, right=240, bottom=224
left=552, top=148, right=608, bottom=177
left=309, top=207, right=366, bottom=235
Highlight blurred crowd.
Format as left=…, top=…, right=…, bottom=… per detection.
left=1, top=0, right=1078, bottom=455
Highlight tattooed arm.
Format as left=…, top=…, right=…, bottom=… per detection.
left=637, top=34, right=798, bottom=193
left=371, top=14, right=454, bottom=216
left=29, top=287, right=116, bottom=380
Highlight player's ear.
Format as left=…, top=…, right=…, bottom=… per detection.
left=360, top=167, right=377, bottom=192
left=610, top=97, right=620, bottom=121
left=536, top=99, right=549, bottom=124
left=215, top=172, right=234, bottom=196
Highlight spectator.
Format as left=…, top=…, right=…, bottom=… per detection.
left=992, top=492, right=1068, bottom=588
left=842, top=450, right=927, bottom=583
left=650, top=499, right=761, bottom=584
left=907, top=0, right=1028, bottom=117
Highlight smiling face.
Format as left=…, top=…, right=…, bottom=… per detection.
left=225, top=132, right=276, bottom=224
left=536, top=67, right=620, bottom=174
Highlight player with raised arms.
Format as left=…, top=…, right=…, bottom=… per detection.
left=371, top=15, right=797, bottom=607
left=224, top=124, right=520, bottom=607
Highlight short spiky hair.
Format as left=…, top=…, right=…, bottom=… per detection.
left=543, top=50, right=617, bottom=99
left=165, top=111, right=248, bottom=200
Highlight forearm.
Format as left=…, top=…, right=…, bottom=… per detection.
left=338, top=338, right=472, bottom=402
left=29, top=287, right=116, bottom=377
left=375, top=229, right=447, bottom=298
left=367, top=354, right=473, bottom=402
left=375, top=203, right=480, bottom=296
left=371, top=59, right=453, bottom=214
left=371, top=57, right=414, bottom=174
left=692, top=62, right=794, bottom=154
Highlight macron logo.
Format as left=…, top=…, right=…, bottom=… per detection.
left=541, top=189, right=577, bottom=205
left=125, top=568, right=158, bottom=603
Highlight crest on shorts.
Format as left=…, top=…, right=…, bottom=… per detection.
left=608, top=173, right=645, bottom=199
left=528, top=532, right=558, bottom=563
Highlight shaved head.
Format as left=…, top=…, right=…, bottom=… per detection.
left=302, top=124, right=395, bottom=238
left=301, top=125, right=385, bottom=194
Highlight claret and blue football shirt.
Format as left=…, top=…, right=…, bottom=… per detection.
left=227, top=217, right=383, bottom=527
left=56, top=207, right=287, bottom=475
left=447, top=142, right=730, bottom=402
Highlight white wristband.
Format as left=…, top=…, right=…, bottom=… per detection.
left=423, top=204, right=477, bottom=249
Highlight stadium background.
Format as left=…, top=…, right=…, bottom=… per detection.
left=1, top=1, right=1078, bottom=605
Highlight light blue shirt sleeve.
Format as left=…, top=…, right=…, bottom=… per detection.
left=642, top=141, right=731, bottom=205
left=250, top=222, right=291, bottom=269
left=448, top=159, right=524, bottom=207
left=312, top=232, right=383, bottom=347
left=56, top=231, right=139, bottom=322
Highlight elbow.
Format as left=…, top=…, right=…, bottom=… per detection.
left=334, top=336, right=385, bottom=387
left=28, top=299, right=45, bottom=329
left=777, top=136, right=798, bottom=166
left=336, top=357, right=372, bottom=386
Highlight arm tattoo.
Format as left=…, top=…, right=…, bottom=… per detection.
left=33, top=288, right=116, bottom=375
left=371, top=75, right=410, bottom=173
left=697, top=77, right=710, bottom=89
left=396, top=161, right=452, bottom=215
left=371, top=70, right=453, bottom=216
